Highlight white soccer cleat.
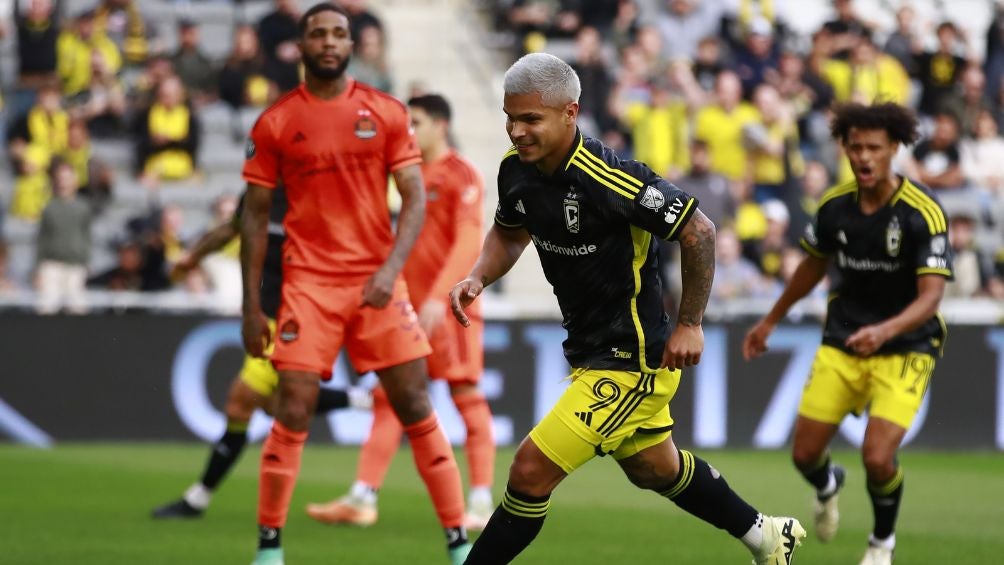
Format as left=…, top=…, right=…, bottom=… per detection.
left=753, top=516, right=806, bottom=565
left=462, top=498, right=494, bottom=531
left=305, top=495, right=378, bottom=526
left=859, top=544, right=894, bottom=565
left=813, top=464, right=845, bottom=542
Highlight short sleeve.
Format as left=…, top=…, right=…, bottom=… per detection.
left=579, top=151, right=697, bottom=241
left=384, top=102, right=422, bottom=173
left=494, top=158, right=525, bottom=230
left=241, top=117, right=280, bottom=189
left=911, top=212, right=954, bottom=278
left=800, top=205, right=835, bottom=258
left=623, top=179, right=698, bottom=241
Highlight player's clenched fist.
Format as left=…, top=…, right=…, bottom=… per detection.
left=449, top=278, right=483, bottom=327
left=242, top=309, right=271, bottom=358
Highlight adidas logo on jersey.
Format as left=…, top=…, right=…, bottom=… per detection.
left=515, top=200, right=526, bottom=214
left=574, top=411, right=593, bottom=426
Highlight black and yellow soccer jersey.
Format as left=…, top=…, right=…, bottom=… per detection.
left=800, top=177, right=953, bottom=356
left=495, top=131, right=698, bottom=371
left=234, top=186, right=288, bottom=318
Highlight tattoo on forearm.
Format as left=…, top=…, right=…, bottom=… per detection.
left=678, top=216, right=715, bottom=326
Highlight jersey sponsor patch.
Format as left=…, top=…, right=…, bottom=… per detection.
left=245, top=138, right=256, bottom=159
left=663, top=196, right=685, bottom=224
left=639, top=185, right=666, bottom=211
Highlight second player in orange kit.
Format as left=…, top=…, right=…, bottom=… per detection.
left=306, top=94, right=496, bottom=531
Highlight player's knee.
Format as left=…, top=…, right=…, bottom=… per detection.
left=792, top=444, right=826, bottom=471
left=862, top=450, right=896, bottom=482
left=386, top=387, right=432, bottom=425
left=277, top=398, right=314, bottom=429
left=624, top=469, right=667, bottom=491
left=224, top=396, right=256, bottom=421
left=507, top=452, right=556, bottom=497
left=224, top=391, right=259, bottom=421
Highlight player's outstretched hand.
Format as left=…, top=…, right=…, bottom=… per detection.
left=361, top=266, right=396, bottom=309
left=662, top=323, right=704, bottom=370
left=242, top=309, right=271, bottom=358
left=845, top=324, right=889, bottom=357
left=743, top=319, right=775, bottom=360
left=449, top=278, right=483, bottom=327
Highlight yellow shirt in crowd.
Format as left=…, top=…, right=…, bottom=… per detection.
left=695, top=102, right=761, bottom=181
left=144, top=104, right=194, bottom=180
left=57, top=30, right=122, bottom=97
left=625, top=99, right=690, bottom=178
left=822, top=55, right=910, bottom=105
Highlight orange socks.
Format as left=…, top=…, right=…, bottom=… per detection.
left=356, top=386, right=404, bottom=489
left=405, top=413, right=465, bottom=528
left=453, top=392, right=495, bottom=489
left=258, top=420, right=308, bottom=527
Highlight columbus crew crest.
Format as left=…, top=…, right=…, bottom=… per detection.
left=564, top=198, right=580, bottom=233
left=886, top=215, right=902, bottom=257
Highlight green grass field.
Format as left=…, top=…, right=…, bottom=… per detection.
left=2, top=444, right=1003, bottom=564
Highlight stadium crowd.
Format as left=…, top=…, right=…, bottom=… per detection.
left=488, top=0, right=1004, bottom=309
left=1, top=0, right=1003, bottom=314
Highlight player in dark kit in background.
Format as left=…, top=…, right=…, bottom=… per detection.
left=150, top=187, right=370, bottom=520
left=744, top=102, right=952, bottom=565
left=450, top=52, right=805, bottom=565
left=240, top=4, right=469, bottom=564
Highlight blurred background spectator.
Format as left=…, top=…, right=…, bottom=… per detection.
left=171, top=19, right=216, bottom=107
left=347, top=22, right=392, bottom=93
left=257, top=0, right=301, bottom=94
left=35, top=159, right=93, bottom=314
left=133, top=75, right=200, bottom=187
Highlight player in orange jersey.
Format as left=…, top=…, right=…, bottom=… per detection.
left=240, top=5, right=469, bottom=564
left=305, top=94, right=496, bottom=531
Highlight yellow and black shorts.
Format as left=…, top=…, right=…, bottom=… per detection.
left=529, top=367, right=681, bottom=473
left=239, top=319, right=279, bottom=397
left=799, top=345, right=935, bottom=430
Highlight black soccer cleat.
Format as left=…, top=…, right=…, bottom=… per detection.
left=151, top=498, right=204, bottom=519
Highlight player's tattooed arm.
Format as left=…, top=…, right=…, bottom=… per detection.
left=676, top=209, right=716, bottom=326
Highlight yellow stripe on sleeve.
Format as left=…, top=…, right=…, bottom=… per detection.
left=576, top=146, right=644, bottom=189
left=571, top=158, right=636, bottom=199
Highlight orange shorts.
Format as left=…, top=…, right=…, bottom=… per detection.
left=271, top=277, right=432, bottom=377
left=426, top=315, right=484, bottom=383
